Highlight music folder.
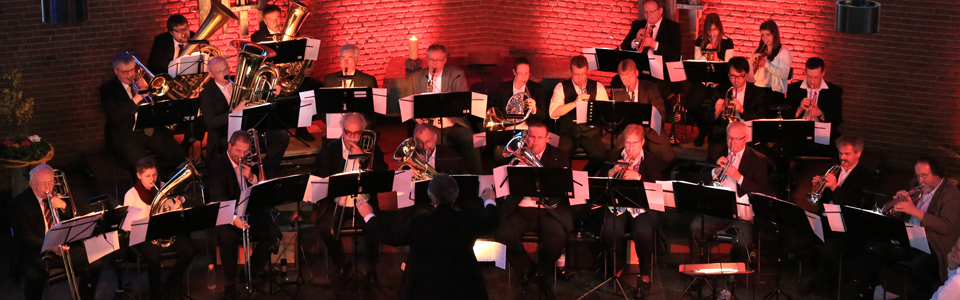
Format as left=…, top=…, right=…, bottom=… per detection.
left=227, top=98, right=310, bottom=136
left=576, top=101, right=662, bottom=135
left=748, top=193, right=825, bottom=242
left=134, top=202, right=221, bottom=244
left=259, top=38, right=321, bottom=63
left=583, top=48, right=649, bottom=73
left=237, top=174, right=310, bottom=216
left=133, top=98, right=201, bottom=131
left=492, top=166, right=589, bottom=206
left=315, top=87, right=375, bottom=114
left=399, top=92, right=488, bottom=122
left=833, top=205, right=915, bottom=251
left=669, top=181, right=738, bottom=220
left=682, top=60, right=731, bottom=85
left=587, top=177, right=649, bottom=209
left=745, top=119, right=819, bottom=144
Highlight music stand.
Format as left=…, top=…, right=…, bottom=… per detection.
left=585, top=48, right=650, bottom=74
left=668, top=181, right=738, bottom=300
left=750, top=119, right=816, bottom=198
left=233, top=98, right=312, bottom=147
left=584, top=101, right=659, bottom=149
left=580, top=177, right=649, bottom=299
left=412, top=91, right=474, bottom=147
left=315, top=87, right=375, bottom=114
left=260, top=39, right=310, bottom=64
left=410, top=175, right=482, bottom=207
left=134, top=99, right=201, bottom=131
left=682, top=61, right=730, bottom=86
left=749, top=193, right=823, bottom=300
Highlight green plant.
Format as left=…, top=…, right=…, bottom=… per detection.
left=0, top=70, right=35, bottom=134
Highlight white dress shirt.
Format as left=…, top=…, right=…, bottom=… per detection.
left=613, top=148, right=646, bottom=217
left=753, top=46, right=792, bottom=94
left=172, top=36, right=184, bottom=58
left=518, top=148, right=548, bottom=208
left=910, top=178, right=942, bottom=226
left=216, top=81, right=233, bottom=106
left=932, top=268, right=960, bottom=300
left=548, top=81, right=610, bottom=120
left=800, top=77, right=828, bottom=119
left=632, top=18, right=662, bottom=53
left=122, top=187, right=153, bottom=231
left=337, top=139, right=369, bottom=207
left=837, top=164, right=853, bottom=188
left=425, top=148, right=436, bottom=169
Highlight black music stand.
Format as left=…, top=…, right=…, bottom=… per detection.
left=585, top=48, right=650, bottom=74
left=682, top=61, right=730, bottom=86
left=749, top=193, right=823, bottom=300
left=315, top=87, right=374, bottom=114
left=751, top=119, right=816, bottom=198
left=669, top=181, right=738, bottom=300
left=583, top=101, right=659, bottom=149
left=233, top=97, right=312, bottom=147
left=260, top=39, right=310, bottom=64
left=134, top=99, right=201, bottom=131
left=411, top=91, right=474, bottom=147
left=580, top=177, right=650, bottom=299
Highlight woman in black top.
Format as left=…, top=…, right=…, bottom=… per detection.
left=688, top=13, right=735, bottom=146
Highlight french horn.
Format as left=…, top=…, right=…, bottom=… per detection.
left=484, top=91, right=533, bottom=131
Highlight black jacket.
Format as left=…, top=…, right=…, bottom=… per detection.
left=786, top=80, right=843, bottom=142
left=712, top=82, right=767, bottom=122
left=598, top=148, right=666, bottom=182
left=147, top=31, right=194, bottom=75
left=706, top=146, right=772, bottom=197
left=621, top=18, right=681, bottom=81
left=7, top=188, right=73, bottom=275
left=322, top=70, right=379, bottom=89
left=101, top=77, right=164, bottom=139
left=820, top=164, right=876, bottom=209
left=205, top=153, right=274, bottom=227
left=498, top=145, right=575, bottom=231
left=490, top=80, right=546, bottom=122
left=250, top=24, right=274, bottom=43
left=367, top=203, right=498, bottom=300
left=199, top=80, right=230, bottom=159
left=312, top=139, right=389, bottom=177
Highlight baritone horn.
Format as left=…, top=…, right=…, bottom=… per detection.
left=484, top=91, right=533, bottom=131
left=503, top=131, right=543, bottom=167
left=806, top=165, right=840, bottom=204
left=148, top=161, right=201, bottom=247
left=229, top=41, right=282, bottom=111
left=393, top=138, right=437, bottom=181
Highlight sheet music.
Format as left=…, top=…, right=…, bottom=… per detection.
left=905, top=224, right=931, bottom=254
left=373, top=88, right=388, bottom=115
left=471, top=92, right=488, bottom=119
left=119, top=206, right=143, bottom=232
left=493, top=165, right=511, bottom=197
left=237, top=185, right=253, bottom=217
left=83, top=230, right=119, bottom=263
left=666, top=61, right=686, bottom=82
left=575, top=101, right=588, bottom=124
left=309, top=176, right=329, bottom=202
left=649, top=55, right=664, bottom=80
left=399, top=95, right=414, bottom=122
left=583, top=48, right=599, bottom=71
left=217, top=200, right=236, bottom=226
left=650, top=108, right=662, bottom=135
left=736, top=194, right=754, bottom=222
left=228, top=111, right=243, bottom=139
left=128, top=218, right=150, bottom=246
left=472, top=132, right=486, bottom=148
left=304, top=38, right=321, bottom=60
left=657, top=181, right=676, bottom=208
left=167, top=53, right=207, bottom=76
left=805, top=211, right=825, bottom=242
left=41, top=214, right=102, bottom=252
left=299, top=90, right=317, bottom=114
left=473, top=240, right=507, bottom=269
left=298, top=95, right=316, bottom=127
left=814, top=122, right=831, bottom=145
left=644, top=182, right=666, bottom=212
left=571, top=170, right=589, bottom=205
left=325, top=113, right=345, bottom=139
left=479, top=175, right=495, bottom=198
left=393, top=170, right=413, bottom=203
left=823, top=203, right=845, bottom=232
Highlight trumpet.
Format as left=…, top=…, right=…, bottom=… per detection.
left=503, top=131, right=542, bottom=167
left=880, top=184, right=925, bottom=215
left=807, top=165, right=841, bottom=204
left=711, top=155, right=732, bottom=187
left=752, top=43, right=768, bottom=70
left=720, top=86, right=740, bottom=122
left=394, top=138, right=437, bottom=181
left=612, top=151, right=638, bottom=179
left=484, top=91, right=533, bottom=131
left=48, top=169, right=81, bottom=300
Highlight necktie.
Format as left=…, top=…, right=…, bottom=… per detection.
left=41, top=199, right=54, bottom=231
left=177, top=43, right=186, bottom=57
left=628, top=89, right=635, bottom=102
left=128, top=84, right=136, bottom=100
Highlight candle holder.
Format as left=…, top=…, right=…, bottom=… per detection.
left=405, top=58, right=423, bottom=73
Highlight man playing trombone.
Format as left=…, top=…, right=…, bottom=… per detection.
left=7, top=164, right=102, bottom=300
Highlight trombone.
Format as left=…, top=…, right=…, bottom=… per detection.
left=48, top=169, right=81, bottom=300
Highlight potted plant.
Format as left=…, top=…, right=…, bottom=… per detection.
left=0, top=70, right=53, bottom=169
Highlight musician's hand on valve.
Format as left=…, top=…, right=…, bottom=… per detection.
left=576, top=94, right=590, bottom=102
left=756, top=57, right=767, bottom=69
left=622, top=170, right=641, bottom=181
left=823, top=173, right=838, bottom=191
left=135, top=76, right=149, bottom=91
left=526, top=98, right=538, bottom=114
left=733, top=100, right=744, bottom=113
left=892, top=191, right=921, bottom=218
left=724, top=165, right=742, bottom=182
left=49, top=196, right=67, bottom=210
left=714, top=99, right=725, bottom=116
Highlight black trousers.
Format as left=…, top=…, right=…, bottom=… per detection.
left=557, top=124, right=606, bottom=175
left=495, top=207, right=568, bottom=277
left=132, top=234, right=195, bottom=298
left=111, top=129, right=185, bottom=175
left=314, top=199, right=380, bottom=273
left=217, top=215, right=281, bottom=283
left=601, top=210, right=661, bottom=276
left=21, top=244, right=103, bottom=300
left=857, top=242, right=939, bottom=300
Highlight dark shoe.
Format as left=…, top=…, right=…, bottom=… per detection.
left=295, top=127, right=316, bottom=142
left=694, top=132, right=707, bottom=147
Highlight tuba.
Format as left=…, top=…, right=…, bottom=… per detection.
left=393, top=138, right=437, bottom=181
left=484, top=91, right=533, bottom=131
left=272, top=1, right=316, bottom=95
left=229, top=41, right=282, bottom=111
left=49, top=169, right=82, bottom=300
left=502, top=131, right=543, bottom=167
left=807, top=165, right=841, bottom=204
left=180, top=1, right=237, bottom=58
left=148, top=161, right=201, bottom=247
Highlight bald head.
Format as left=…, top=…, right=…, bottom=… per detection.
left=209, top=56, right=231, bottom=85
left=726, top=122, right=748, bottom=152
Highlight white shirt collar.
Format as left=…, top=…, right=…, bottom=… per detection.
left=800, top=78, right=829, bottom=91
left=621, top=148, right=644, bottom=169
left=513, top=81, right=526, bottom=94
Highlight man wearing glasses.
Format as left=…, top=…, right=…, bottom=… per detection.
left=707, top=56, right=767, bottom=156
left=323, top=44, right=380, bottom=132
left=147, top=14, right=194, bottom=75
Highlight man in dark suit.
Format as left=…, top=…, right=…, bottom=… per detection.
left=322, top=44, right=380, bottom=132
left=614, top=59, right=675, bottom=167
left=411, top=123, right=462, bottom=174
left=489, top=57, right=546, bottom=125
left=787, top=57, right=844, bottom=156
left=617, top=0, right=683, bottom=111
left=311, top=113, right=387, bottom=284
left=147, top=14, right=193, bottom=75
left=358, top=174, right=499, bottom=300
left=408, top=44, right=481, bottom=174
left=208, top=131, right=281, bottom=300
left=8, top=164, right=102, bottom=300
left=249, top=5, right=283, bottom=43
left=691, top=121, right=771, bottom=296
left=597, top=124, right=666, bottom=298
left=858, top=157, right=960, bottom=299
left=101, top=52, right=185, bottom=175
left=493, top=121, right=571, bottom=299
left=707, top=57, right=767, bottom=157
left=548, top=55, right=610, bottom=176
left=199, top=56, right=290, bottom=176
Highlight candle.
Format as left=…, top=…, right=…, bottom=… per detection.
left=409, top=36, right=418, bottom=60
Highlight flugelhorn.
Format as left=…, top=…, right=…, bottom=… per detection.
left=752, top=43, right=768, bottom=70
left=807, top=165, right=840, bottom=204
left=484, top=91, right=532, bottom=131
left=49, top=169, right=81, bottom=300
left=393, top=138, right=437, bottom=181
left=503, top=131, right=543, bottom=167
left=229, top=41, right=282, bottom=111
left=880, top=184, right=925, bottom=215
left=148, top=161, right=201, bottom=247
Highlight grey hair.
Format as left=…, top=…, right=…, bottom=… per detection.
left=622, top=124, right=646, bottom=141
left=726, top=121, right=747, bottom=134
left=112, top=52, right=135, bottom=70
left=427, top=173, right=459, bottom=205
left=29, top=164, right=54, bottom=181
left=339, top=44, right=360, bottom=57
left=413, top=123, right=439, bottom=138
left=340, top=112, right=367, bottom=130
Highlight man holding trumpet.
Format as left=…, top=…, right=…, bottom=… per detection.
left=549, top=55, right=609, bottom=175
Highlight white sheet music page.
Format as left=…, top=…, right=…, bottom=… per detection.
left=650, top=107, right=662, bottom=135
left=649, top=55, right=664, bottom=80
left=479, top=175, right=496, bottom=198
left=575, top=101, right=588, bottom=124
left=472, top=132, right=486, bottom=148
left=298, top=95, right=316, bottom=127
left=474, top=240, right=507, bottom=269
left=299, top=90, right=317, bottom=115
left=583, top=48, right=599, bottom=70
left=325, top=113, right=345, bottom=139
left=216, top=200, right=236, bottom=226
left=492, top=165, right=511, bottom=198
left=128, top=218, right=150, bottom=247
left=373, top=88, right=388, bottom=115
left=304, top=38, right=321, bottom=60
left=644, top=182, right=666, bottom=212
left=548, top=132, right=560, bottom=147
left=392, top=170, right=413, bottom=203
left=237, top=185, right=253, bottom=217
left=471, top=92, right=488, bottom=119
left=83, top=230, right=119, bottom=263
left=814, top=122, right=831, bottom=145
left=905, top=223, right=931, bottom=254
left=119, top=206, right=143, bottom=232
left=666, top=61, right=686, bottom=82
left=228, top=111, right=243, bottom=140
left=805, top=211, right=825, bottom=242
left=571, top=170, right=589, bottom=205
left=657, top=180, right=676, bottom=208
left=399, top=95, right=415, bottom=122
left=823, top=203, right=845, bottom=232
left=309, top=176, right=329, bottom=203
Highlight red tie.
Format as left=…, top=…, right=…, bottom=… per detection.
left=178, top=43, right=186, bottom=57
left=41, top=199, right=54, bottom=231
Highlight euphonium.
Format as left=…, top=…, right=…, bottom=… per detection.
left=148, top=161, right=201, bottom=247
left=807, top=165, right=841, bottom=204
left=229, top=41, right=282, bottom=111
left=484, top=91, right=533, bottom=131
left=880, top=184, right=925, bottom=215
left=273, top=1, right=316, bottom=95
left=49, top=169, right=82, bottom=300
left=393, top=138, right=438, bottom=181
left=502, top=131, right=543, bottom=167
left=721, top=86, right=739, bottom=122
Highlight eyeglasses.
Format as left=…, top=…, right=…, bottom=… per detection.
left=343, top=129, right=361, bottom=136
left=727, top=136, right=746, bottom=142
left=171, top=27, right=189, bottom=34
left=917, top=173, right=932, bottom=179
left=729, top=74, right=746, bottom=80
left=643, top=8, right=661, bottom=14
left=428, top=58, right=446, bottom=63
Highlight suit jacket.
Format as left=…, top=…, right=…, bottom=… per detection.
left=706, top=146, right=772, bottom=197
left=786, top=80, right=843, bottom=142
left=408, top=65, right=471, bottom=128
left=621, top=18, right=681, bottom=81
left=820, top=163, right=876, bottom=209
left=100, top=77, right=155, bottom=139
left=322, top=70, right=379, bottom=89
left=368, top=203, right=498, bottom=300
left=610, top=79, right=675, bottom=165
left=250, top=25, right=273, bottom=43
left=199, top=80, right=230, bottom=158
left=432, top=145, right=462, bottom=175
left=598, top=148, right=666, bottom=182
left=911, top=181, right=960, bottom=282
left=205, top=153, right=273, bottom=227
left=498, top=145, right=576, bottom=231
left=7, top=188, right=73, bottom=274
left=712, top=82, right=767, bottom=122
left=312, top=139, right=389, bottom=177
left=147, top=31, right=195, bottom=75
left=490, top=80, right=546, bottom=122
